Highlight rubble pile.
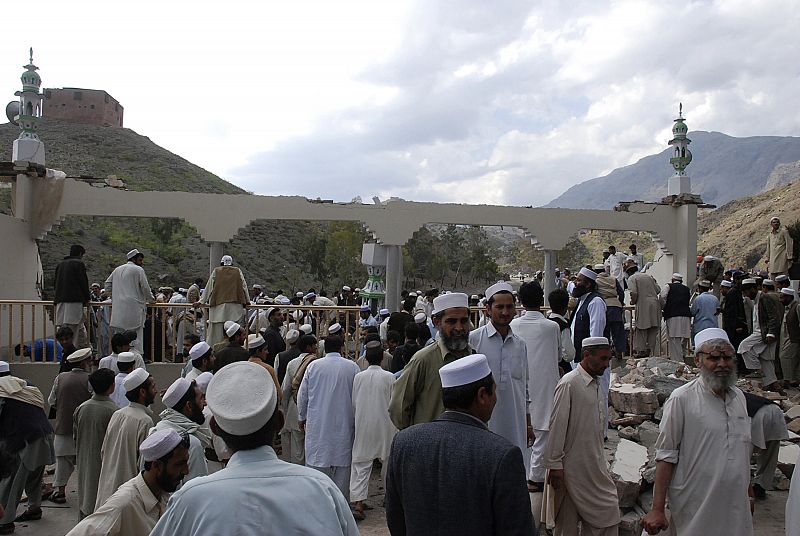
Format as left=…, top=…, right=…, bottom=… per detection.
left=603, top=356, right=800, bottom=536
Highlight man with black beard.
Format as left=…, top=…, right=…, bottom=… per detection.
left=67, top=429, right=189, bottom=536
left=389, top=293, right=473, bottom=430
left=642, top=328, right=752, bottom=535
left=149, top=378, right=209, bottom=483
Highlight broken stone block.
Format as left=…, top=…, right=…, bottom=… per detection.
left=788, top=418, right=800, bottom=435
left=644, top=375, right=686, bottom=404
left=637, top=488, right=654, bottom=511
left=645, top=356, right=685, bottom=376
left=618, top=509, right=643, bottom=536
left=787, top=405, right=800, bottom=420
left=637, top=420, right=661, bottom=450
left=778, top=443, right=799, bottom=478
left=654, top=406, right=664, bottom=421
left=618, top=426, right=638, bottom=441
left=774, top=469, right=791, bottom=490
left=611, top=438, right=648, bottom=507
left=611, top=415, right=649, bottom=428
left=610, top=384, right=660, bottom=415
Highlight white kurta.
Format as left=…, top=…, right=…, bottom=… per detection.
left=105, top=262, right=152, bottom=330
left=469, top=322, right=530, bottom=471
left=98, top=353, right=146, bottom=374
left=655, top=378, right=753, bottom=535
left=788, top=451, right=800, bottom=536
left=351, top=365, right=396, bottom=462
left=280, top=354, right=306, bottom=433
left=110, top=373, right=129, bottom=408
left=297, top=352, right=360, bottom=467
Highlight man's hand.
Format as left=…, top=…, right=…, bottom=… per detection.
left=298, top=420, right=306, bottom=432
left=547, top=469, right=564, bottom=490
left=641, top=510, right=669, bottom=534
left=527, top=425, right=535, bottom=448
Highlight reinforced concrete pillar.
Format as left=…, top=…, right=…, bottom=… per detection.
left=12, top=173, right=32, bottom=223
left=385, top=245, right=403, bottom=312
left=543, top=249, right=555, bottom=307
left=209, top=241, right=224, bottom=278
left=675, top=204, right=698, bottom=288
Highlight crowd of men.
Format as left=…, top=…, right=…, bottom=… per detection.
left=0, top=215, right=798, bottom=535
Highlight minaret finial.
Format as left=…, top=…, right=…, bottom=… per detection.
left=29, top=47, right=33, bottom=64
left=678, top=102, right=683, bottom=119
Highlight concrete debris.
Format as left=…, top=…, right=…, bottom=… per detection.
left=786, top=405, right=800, bottom=420
left=610, top=439, right=648, bottom=507
left=774, top=469, right=792, bottom=491
left=778, top=443, right=800, bottom=478
left=609, top=384, right=659, bottom=415
left=618, top=509, right=643, bottom=536
left=644, top=375, right=687, bottom=404
left=610, top=415, right=649, bottom=428
left=788, top=418, right=800, bottom=435
left=618, top=426, right=638, bottom=441
left=636, top=421, right=660, bottom=450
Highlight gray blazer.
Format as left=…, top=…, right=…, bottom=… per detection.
left=385, top=410, right=536, bottom=536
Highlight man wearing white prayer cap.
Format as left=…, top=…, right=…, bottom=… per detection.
left=698, top=255, right=724, bottom=297
left=94, top=368, right=157, bottom=510
left=660, top=273, right=692, bottom=362
left=378, top=308, right=391, bottom=343
left=603, top=245, right=627, bottom=285
left=389, top=292, right=473, bottom=430
left=543, top=336, right=620, bottom=535
left=766, top=216, right=794, bottom=280
left=779, top=287, right=800, bottom=387
left=738, top=275, right=784, bottom=393
left=184, top=341, right=214, bottom=382
left=359, top=304, right=377, bottom=329
left=104, top=248, right=153, bottom=354
left=468, top=281, right=533, bottom=475
left=67, top=429, right=189, bottom=536
left=213, top=321, right=249, bottom=372
left=643, top=328, right=752, bottom=536
left=247, top=334, right=282, bottom=397
left=195, top=372, right=213, bottom=394
left=775, top=273, right=791, bottom=289
left=199, top=253, right=249, bottom=349
left=385, top=354, right=535, bottom=536
left=151, top=361, right=359, bottom=536
left=149, top=377, right=209, bottom=483
left=0, top=360, right=9, bottom=376
left=275, top=329, right=301, bottom=384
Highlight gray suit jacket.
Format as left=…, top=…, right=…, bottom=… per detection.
left=385, top=410, right=536, bottom=536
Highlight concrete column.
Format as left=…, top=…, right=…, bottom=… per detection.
left=675, top=204, right=698, bottom=288
left=543, top=249, right=555, bottom=306
left=385, top=245, right=403, bottom=312
left=12, top=173, right=32, bottom=222
left=209, top=241, right=224, bottom=278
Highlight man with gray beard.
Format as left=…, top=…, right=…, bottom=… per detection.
left=642, top=328, right=753, bottom=535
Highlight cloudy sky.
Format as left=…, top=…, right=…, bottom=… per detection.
left=1, top=0, right=798, bottom=206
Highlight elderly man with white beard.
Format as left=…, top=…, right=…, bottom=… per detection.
left=641, top=328, right=753, bottom=535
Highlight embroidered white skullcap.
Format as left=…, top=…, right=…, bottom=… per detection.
left=189, top=341, right=211, bottom=361
left=578, top=267, right=598, bottom=281
left=342, top=285, right=351, bottom=292
left=781, top=288, right=796, bottom=297
left=698, top=279, right=711, bottom=288
left=485, top=281, right=513, bottom=299
left=247, top=334, right=265, bottom=349
left=328, top=323, right=342, bottom=334
left=694, top=327, right=730, bottom=349
left=360, top=304, right=371, bottom=312
left=300, top=324, right=313, bottom=335
left=582, top=336, right=610, bottom=348
left=126, top=248, right=141, bottom=260
left=762, top=279, right=775, bottom=287
left=439, top=354, right=492, bottom=388
left=379, top=308, right=390, bottom=316
left=67, top=347, right=92, bottom=363
left=593, top=264, right=606, bottom=271
left=225, top=322, right=242, bottom=337
left=742, top=278, right=757, bottom=285
left=195, top=372, right=213, bottom=394
left=775, top=274, right=790, bottom=283
left=720, top=280, right=733, bottom=288
left=703, top=255, right=715, bottom=261
left=140, top=429, right=183, bottom=462
left=414, top=312, right=427, bottom=323
left=286, top=329, right=300, bottom=344
left=123, top=368, right=149, bottom=392
left=162, top=377, right=193, bottom=409
left=432, top=292, right=469, bottom=315
left=672, top=273, right=683, bottom=280
left=117, top=351, right=136, bottom=364
left=0, top=361, right=9, bottom=373
left=207, top=361, right=277, bottom=435
left=221, top=255, right=233, bottom=266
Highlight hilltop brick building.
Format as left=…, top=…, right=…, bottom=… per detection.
left=42, top=88, right=123, bottom=127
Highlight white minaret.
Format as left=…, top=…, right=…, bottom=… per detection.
left=667, top=103, right=691, bottom=195
left=12, top=47, right=46, bottom=165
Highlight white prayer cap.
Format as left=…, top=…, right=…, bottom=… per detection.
left=770, top=216, right=780, bottom=222
left=582, top=336, right=610, bottom=348
left=432, top=292, right=469, bottom=315
left=140, top=429, right=183, bottom=462
left=781, top=288, right=796, bottom=297
left=286, top=329, right=300, bottom=344
left=355, top=288, right=361, bottom=292
left=189, top=341, right=211, bottom=361
left=485, top=281, right=513, bottom=299
left=0, top=361, right=9, bottom=373
left=703, top=255, right=715, bottom=261
left=742, top=278, right=757, bottom=285
left=671, top=273, right=683, bottom=281
left=291, top=309, right=303, bottom=321
left=762, top=279, right=775, bottom=287
left=126, top=248, right=141, bottom=260
left=221, top=255, right=233, bottom=266
left=252, top=284, right=262, bottom=290
left=409, top=292, right=418, bottom=298
left=278, top=297, right=290, bottom=305
left=195, top=372, right=213, bottom=394
left=300, top=324, right=313, bottom=335
left=225, top=322, right=242, bottom=338
left=439, top=354, right=492, bottom=388
left=296, top=291, right=304, bottom=298
left=117, top=351, right=137, bottom=364
left=414, top=312, right=427, bottom=323
left=328, top=323, right=342, bottom=334
left=304, top=292, right=316, bottom=300
left=379, top=308, right=389, bottom=316
left=775, top=274, right=790, bottom=283
left=694, top=327, right=730, bottom=350
left=593, top=264, right=606, bottom=271
left=264, top=307, right=276, bottom=320
left=578, top=267, right=597, bottom=281
left=178, top=287, right=188, bottom=293
left=721, top=280, right=733, bottom=288
left=360, top=304, right=371, bottom=312
left=66, top=347, right=92, bottom=363
left=123, top=368, right=149, bottom=392
left=342, top=285, right=351, bottom=291
left=207, top=361, right=277, bottom=435
left=470, top=294, right=479, bottom=300
left=162, top=377, right=193, bottom=409
left=247, top=334, right=265, bottom=349
left=698, top=279, right=711, bottom=288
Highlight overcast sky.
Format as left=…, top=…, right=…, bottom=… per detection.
left=2, top=0, right=798, bottom=206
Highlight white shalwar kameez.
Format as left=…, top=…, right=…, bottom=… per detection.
left=110, top=373, right=129, bottom=408
left=469, top=322, right=531, bottom=472
left=659, top=284, right=691, bottom=360
left=655, top=377, right=753, bottom=535
left=350, top=365, right=396, bottom=502
left=105, top=262, right=152, bottom=353
left=510, top=310, right=560, bottom=482
left=739, top=304, right=779, bottom=386
left=98, top=353, right=146, bottom=375
left=280, top=354, right=306, bottom=465
left=788, top=451, right=800, bottom=536
left=298, top=351, right=360, bottom=500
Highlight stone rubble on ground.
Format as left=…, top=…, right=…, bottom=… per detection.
left=604, top=356, right=800, bottom=536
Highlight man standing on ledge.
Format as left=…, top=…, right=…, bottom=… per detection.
left=105, top=249, right=153, bottom=354
left=766, top=216, right=794, bottom=280
left=200, top=255, right=249, bottom=349
left=54, top=245, right=91, bottom=348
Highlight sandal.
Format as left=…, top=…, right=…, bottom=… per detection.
left=48, top=491, right=67, bottom=504
left=15, top=508, right=42, bottom=522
